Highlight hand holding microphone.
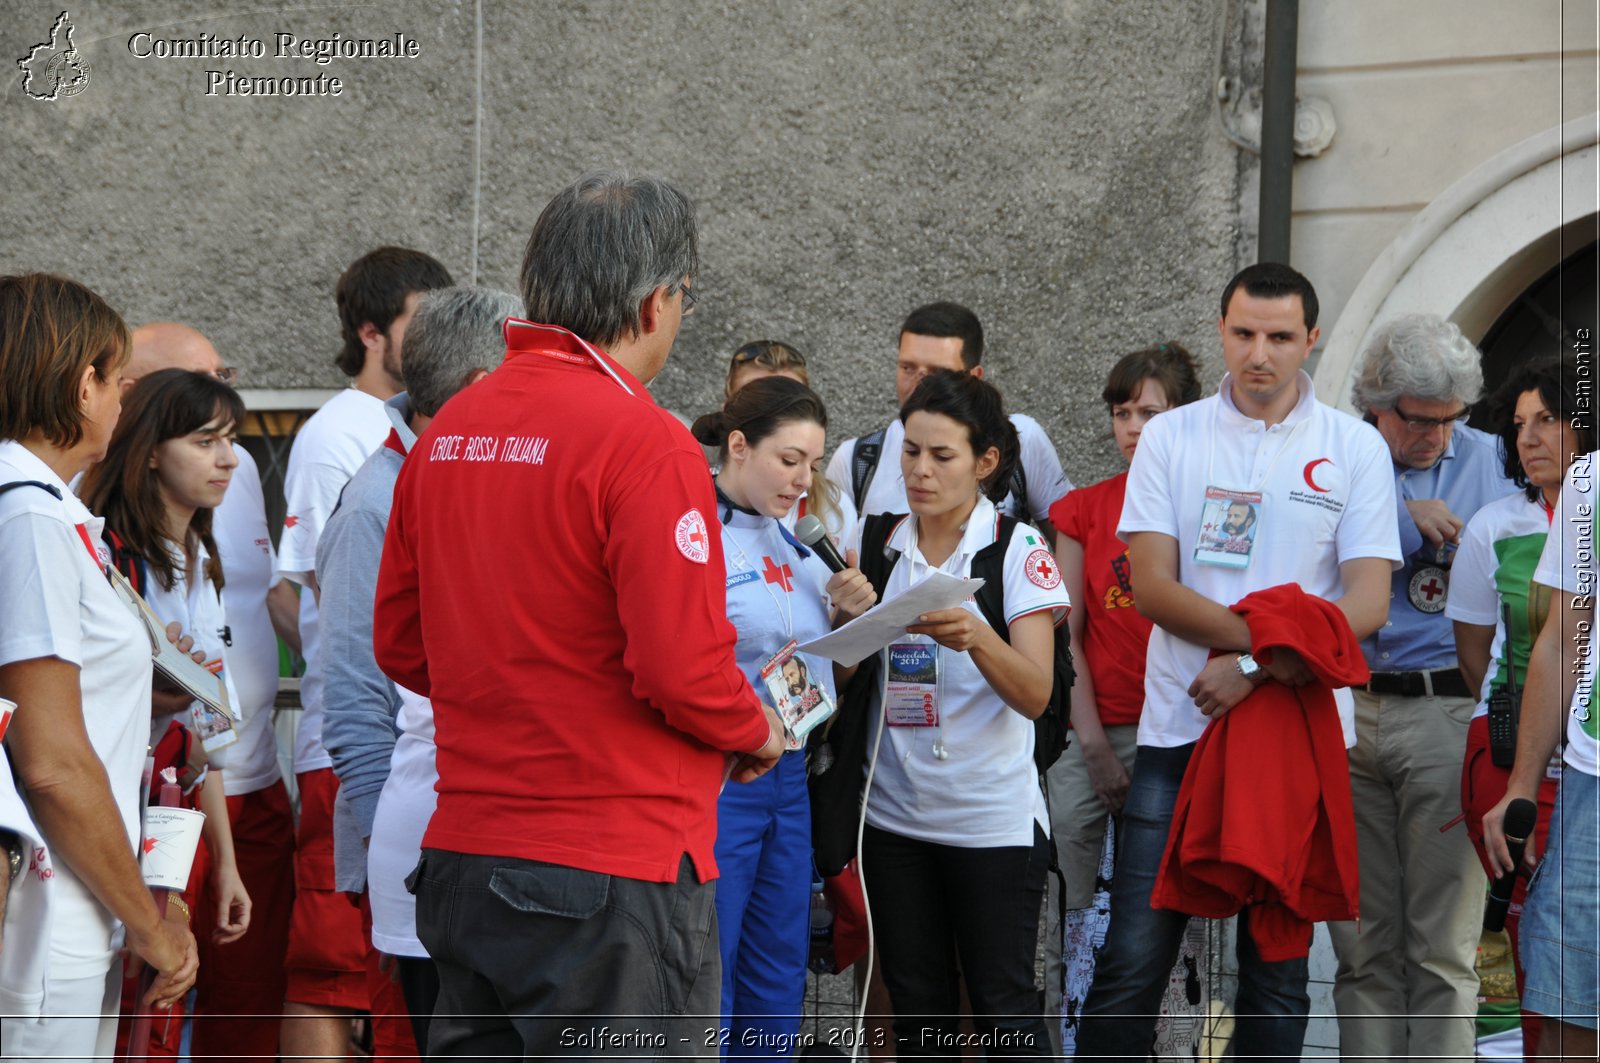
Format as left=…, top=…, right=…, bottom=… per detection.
left=795, top=515, right=876, bottom=622
left=1483, top=797, right=1537, bottom=933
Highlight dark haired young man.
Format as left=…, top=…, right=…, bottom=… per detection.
left=1075, top=263, right=1399, bottom=1063
left=824, top=301, right=1071, bottom=536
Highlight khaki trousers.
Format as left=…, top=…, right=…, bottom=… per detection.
left=1328, top=689, right=1482, bottom=1062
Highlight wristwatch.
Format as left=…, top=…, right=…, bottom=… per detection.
left=1235, top=653, right=1268, bottom=685
left=0, top=829, right=23, bottom=890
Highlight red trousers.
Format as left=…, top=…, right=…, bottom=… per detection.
left=189, top=779, right=297, bottom=1063
left=1460, top=714, right=1559, bottom=1058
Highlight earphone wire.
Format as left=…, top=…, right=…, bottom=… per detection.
left=851, top=673, right=889, bottom=1062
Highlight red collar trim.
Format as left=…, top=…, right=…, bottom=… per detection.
left=382, top=428, right=407, bottom=457
left=503, top=318, right=644, bottom=398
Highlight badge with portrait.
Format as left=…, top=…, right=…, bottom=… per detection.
left=883, top=639, right=940, bottom=727
left=760, top=640, right=834, bottom=750
left=1193, top=485, right=1263, bottom=570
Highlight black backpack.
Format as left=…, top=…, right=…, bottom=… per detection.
left=808, top=512, right=1074, bottom=875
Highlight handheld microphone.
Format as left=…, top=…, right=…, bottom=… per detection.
left=1484, top=798, right=1537, bottom=933
left=795, top=515, right=848, bottom=574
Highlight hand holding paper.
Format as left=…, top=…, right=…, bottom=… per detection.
left=797, top=569, right=983, bottom=667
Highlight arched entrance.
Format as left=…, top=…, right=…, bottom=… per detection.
left=1316, top=114, right=1599, bottom=413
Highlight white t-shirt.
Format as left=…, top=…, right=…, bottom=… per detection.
left=277, top=388, right=391, bottom=774
left=0, top=440, right=151, bottom=980
left=140, top=540, right=244, bottom=756
left=826, top=413, right=1072, bottom=525
left=1118, top=373, right=1401, bottom=749
left=367, top=686, right=434, bottom=957
left=1444, top=490, right=1552, bottom=721
left=210, top=448, right=282, bottom=794
left=848, top=496, right=1068, bottom=848
left=1532, top=451, right=1599, bottom=777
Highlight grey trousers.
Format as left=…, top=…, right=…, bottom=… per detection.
left=412, top=848, right=721, bottom=1060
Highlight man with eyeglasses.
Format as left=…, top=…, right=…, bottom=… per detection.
left=1330, top=313, right=1513, bottom=1063
left=117, top=323, right=299, bottom=1062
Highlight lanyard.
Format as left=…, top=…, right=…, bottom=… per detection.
left=1206, top=401, right=1309, bottom=489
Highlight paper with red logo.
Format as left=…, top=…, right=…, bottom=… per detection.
left=0, top=696, right=12, bottom=743
left=796, top=569, right=983, bottom=667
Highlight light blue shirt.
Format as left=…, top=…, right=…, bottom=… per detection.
left=1362, top=422, right=1513, bottom=672
left=718, top=499, right=837, bottom=716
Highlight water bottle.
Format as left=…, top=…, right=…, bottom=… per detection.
left=808, top=877, right=836, bottom=974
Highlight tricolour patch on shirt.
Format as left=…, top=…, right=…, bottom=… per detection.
left=675, top=508, right=710, bottom=564
left=1024, top=547, right=1061, bottom=589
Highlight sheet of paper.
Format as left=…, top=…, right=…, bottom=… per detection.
left=797, top=570, right=984, bottom=667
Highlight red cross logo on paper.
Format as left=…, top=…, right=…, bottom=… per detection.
left=761, top=556, right=795, bottom=592
left=284, top=514, right=300, bottom=529
left=142, top=836, right=158, bottom=855
left=1303, top=458, right=1334, bottom=492
left=674, top=509, right=710, bottom=564
left=1025, top=548, right=1061, bottom=590
left=1407, top=564, right=1449, bottom=614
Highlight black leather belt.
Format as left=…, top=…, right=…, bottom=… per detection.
left=1365, top=668, right=1472, bottom=699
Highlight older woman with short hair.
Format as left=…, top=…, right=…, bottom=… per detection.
left=0, top=273, right=197, bottom=1058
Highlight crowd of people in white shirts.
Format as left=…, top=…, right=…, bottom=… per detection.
left=0, top=204, right=1594, bottom=1063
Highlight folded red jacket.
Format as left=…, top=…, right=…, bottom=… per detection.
left=1150, top=582, right=1368, bottom=961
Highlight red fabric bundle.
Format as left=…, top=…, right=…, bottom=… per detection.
left=1150, top=583, right=1368, bottom=961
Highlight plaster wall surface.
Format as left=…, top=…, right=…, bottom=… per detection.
left=1, top=0, right=1243, bottom=489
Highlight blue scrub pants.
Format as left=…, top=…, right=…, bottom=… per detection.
left=714, top=747, right=812, bottom=1059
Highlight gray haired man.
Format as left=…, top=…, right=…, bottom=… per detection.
left=1329, top=313, right=1513, bottom=1062
left=317, top=285, right=520, bottom=1052
left=372, top=173, right=786, bottom=1057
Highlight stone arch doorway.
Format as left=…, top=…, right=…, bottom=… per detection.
left=1315, top=114, right=1599, bottom=415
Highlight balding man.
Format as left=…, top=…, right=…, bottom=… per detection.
left=124, top=323, right=297, bottom=1063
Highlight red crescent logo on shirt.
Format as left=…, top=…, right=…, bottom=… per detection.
left=674, top=509, right=710, bottom=564
left=1302, top=458, right=1333, bottom=492
left=1025, top=548, right=1061, bottom=590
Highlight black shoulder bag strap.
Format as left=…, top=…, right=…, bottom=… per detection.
left=850, top=428, right=889, bottom=512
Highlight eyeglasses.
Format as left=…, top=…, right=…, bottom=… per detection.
left=678, top=285, right=698, bottom=317
left=214, top=367, right=239, bottom=386
left=1392, top=404, right=1469, bottom=434
left=731, top=341, right=807, bottom=368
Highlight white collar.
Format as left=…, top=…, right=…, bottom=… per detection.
left=0, top=439, right=92, bottom=521
left=888, top=494, right=1002, bottom=563
left=1217, top=369, right=1317, bottom=429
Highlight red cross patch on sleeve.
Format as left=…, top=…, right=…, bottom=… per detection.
left=1025, top=547, right=1061, bottom=590
left=674, top=508, right=711, bottom=564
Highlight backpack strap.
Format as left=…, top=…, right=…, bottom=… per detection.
left=1009, top=461, right=1030, bottom=521
left=850, top=428, right=889, bottom=512
left=0, top=480, right=63, bottom=502
left=103, top=528, right=148, bottom=596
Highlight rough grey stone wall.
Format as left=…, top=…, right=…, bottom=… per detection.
left=2, top=0, right=1242, bottom=487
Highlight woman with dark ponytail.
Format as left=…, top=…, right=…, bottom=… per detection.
left=694, top=375, right=876, bottom=1056
left=851, top=369, right=1065, bottom=1059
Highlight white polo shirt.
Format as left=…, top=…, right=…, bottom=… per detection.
left=1532, top=451, right=1599, bottom=778
left=827, top=413, right=1072, bottom=525
left=0, top=440, right=151, bottom=980
left=848, top=496, right=1069, bottom=848
left=209, top=448, right=282, bottom=794
left=1118, top=373, right=1400, bottom=748
left=277, top=387, right=391, bottom=774
left=141, top=540, right=244, bottom=754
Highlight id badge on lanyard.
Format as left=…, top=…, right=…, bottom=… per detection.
left=884, top=638, right=940, bottom=727
left=1194, top=485, right=1263, bottom=570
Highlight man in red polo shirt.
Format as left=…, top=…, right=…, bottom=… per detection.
left=374, top=172, right=784, bottom=1057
